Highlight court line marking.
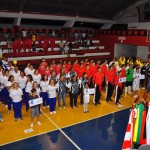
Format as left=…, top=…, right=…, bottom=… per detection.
left=41, top=109, right=81, bottom=150
left=0, top=106, right=130, bottom=147
left=60, top=106, right=130, bottom=130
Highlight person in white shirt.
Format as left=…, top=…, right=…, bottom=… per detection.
left=10, top=82, right=23, bottom=121
left=1, top=70, right=9, bottom=87
left=11, top=66, right=20, bottom=82
left=83, top=83, right=90, bottom=113
left=22, top=29, right=27, bottom=38
left=18, top=72, right=27, bottom=100
left=7, top=62, right=14, bottom=75
left=6, top=75, right=14, bottom=113
left=2, top=57, right=9, bottom=70
left=33, top=70, right=41, bottom=85
left=47, top=79, right=58, bottom=114
left=40, top=74, right=49, bottom=108
left=28, top=65, right=35, bottom=77
left=24, top=62, right=31, bottom=76
left=133, top=68, right=141, bottom=98
left=25, top=74, right=33, bottom=111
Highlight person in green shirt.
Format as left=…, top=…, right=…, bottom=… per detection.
left=125, top=64, right=134, bottom=95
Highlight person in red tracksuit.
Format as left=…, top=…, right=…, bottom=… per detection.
left=77, top=64, right=85, bottom=79
left=101, top=60, right=108, bottom=88
left=106, top=65, right=115, bottom=102
left=84, top=64, right=92, bottom=83
left=93, top=67, right=104, bottom=105
left=114, top=71, right=123, bottom=105
left=38, top=62, right=46, bottom=77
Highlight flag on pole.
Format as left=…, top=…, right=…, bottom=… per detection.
left=122, top=109, right=135, bottom=150
left=146, top=102, right=150, bottom=144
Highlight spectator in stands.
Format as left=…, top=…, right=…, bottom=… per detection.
left=74, top=32, right=78, bottom=43
left=82, top=32, right=86, bottom=43
left=68, top=41, right=73, bottom=53
left=59, top=40, right=65, bottom=54
left=2, top=56, right=9, bottom=70
left=22, top=29, right=27, bottom=39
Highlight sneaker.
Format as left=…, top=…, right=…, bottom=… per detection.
left=63, top=106, right=66, bottom=110
left=133, top=95, right=138, bottom=98
left=50, top=112, right=53, bottom=114
left=53, top=111, right=56, bottom=114
left=31, top=123, right=33, bottom=128
left=37, top=121, right=41, bottom=125
left=7, top=110, right=10, bottom=114
left=5, top=105, right=8, bottom=108
left=14, top=118, right=17, bottom=121
left=86, top=110, right=89, bottom=113
left=47, top=105, right=49, bottom=108
left=43, top=107, right=45, bottom=109
left=142, top=87, right=145, bottom=89
left=20, top=118, right=23, bottom=120
left=74, top=106, right=78, bottom=108
left=84, top=111, right=86, bottom=113
left=0, top=118, right=4, bottom=122
left=59, top=107, right=62, bottom=111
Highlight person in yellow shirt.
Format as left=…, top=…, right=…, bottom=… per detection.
left=136, top=57, right=141, bottom=65
left=119, top=55, right=126, bottom=65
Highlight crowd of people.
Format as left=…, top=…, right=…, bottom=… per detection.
left=0, top=55, right=150, bottom=128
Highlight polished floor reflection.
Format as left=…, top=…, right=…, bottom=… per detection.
left=0, top=108, right=130, bottom=150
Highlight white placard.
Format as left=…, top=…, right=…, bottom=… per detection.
left=84, top=88, right=95, bottom=95
left=119, top=77, right=126, bottom=83
left=24, top=128, right=33, bottom=133
left=138, top=75, right=145, bottom=79
left=29, top=97, right=43, bottom=107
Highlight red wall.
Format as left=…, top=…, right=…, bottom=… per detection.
left=98, top=35, right=150, bottom=59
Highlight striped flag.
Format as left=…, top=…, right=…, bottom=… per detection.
left=146, top=102, right=150, bottom=144
left=122, top=109, right=135, bottom=150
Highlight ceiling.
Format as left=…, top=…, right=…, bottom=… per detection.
left=0, top=0, right=140, bottom=20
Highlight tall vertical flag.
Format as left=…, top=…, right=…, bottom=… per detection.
left=146, top=102, right=150, bottom=144
left=122, top=109, right=135, bottom=150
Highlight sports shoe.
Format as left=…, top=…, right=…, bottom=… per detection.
left=63, top=106, right=66, bottom=110
left=53, top=111, right=56, bottom=114
left=59, top=107, right=62, bottom=111
left=7, top=110, right=10, bottom=114
left=31, top=123, right=33, bottom=128
left=50, top=112, right=53, bottom=114
left=0, top=118, right=4, bottom=122
left=14, top=118, right=17, bottom=121
left=43, top=107, right=45, bottom=109
left=37, top=121, right=41, bottom=125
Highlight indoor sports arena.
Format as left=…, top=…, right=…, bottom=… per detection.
left=0, top=0, right=150, bottom=150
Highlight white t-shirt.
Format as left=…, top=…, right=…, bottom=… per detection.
left=6, top=81, right=14, bottom=91
left=22, top=30, right=27, bottom=37
left=35, top=87, right=41, bottom=97
left=47, top=84, right=58, bottom=98
left=24, top=67, right=30, bottom=75
left=33, top=74, right=41, bottom=85
left=83, top=88, right=90, bottom=103
left=28, top=69, right=35, bottom=77
left=10, top=88, right=23, bottom=102
left=18, top=76, right=27, bottom=89
left=12, top=71, right=20, bottom=82
left=40, top=81, right=49, bottom=92
left=2, top=60, right=9, bottom=70
left=2, top=76, right=9, bottom=87
left=8, top=66, right=14, bottom=75
left=25, top=81, right=33, bottom=93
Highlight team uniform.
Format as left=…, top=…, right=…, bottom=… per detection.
left=10, top=88, right=23, bottom=120
left=83, top=88, right=90, bottom=112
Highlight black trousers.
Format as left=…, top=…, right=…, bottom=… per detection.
left=106, top=82, right=114, bottom=100
left=140, top=79, right=145, bottom=87
left=70, top=93, right=78, bottom=107
left=80, top=87, right=83, bottom=104
left=95, top=84, right=101, bottom=104
left=115, top=86, right=122, bottom=104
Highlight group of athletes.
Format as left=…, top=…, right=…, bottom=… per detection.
left=0, top=55, right=150, bottom=127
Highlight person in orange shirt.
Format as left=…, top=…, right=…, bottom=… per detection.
left=77, top=64, right=85, bottom=78
left=106, top=65, right=115, bottom=102
left=114, top=71, right=123, bottom=105
left=42, top=58, right=48, bottom=68
left=84, top=64, right=92, bottom=81
left=38, top=62, right=46, bottom=76
left=101, top=60, right=108, bottom=88
left=73, top=60, right=80, bottom=73
left=66, top=61, right=72, bottom=73
left=93, top=67, right=104, bottom=105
